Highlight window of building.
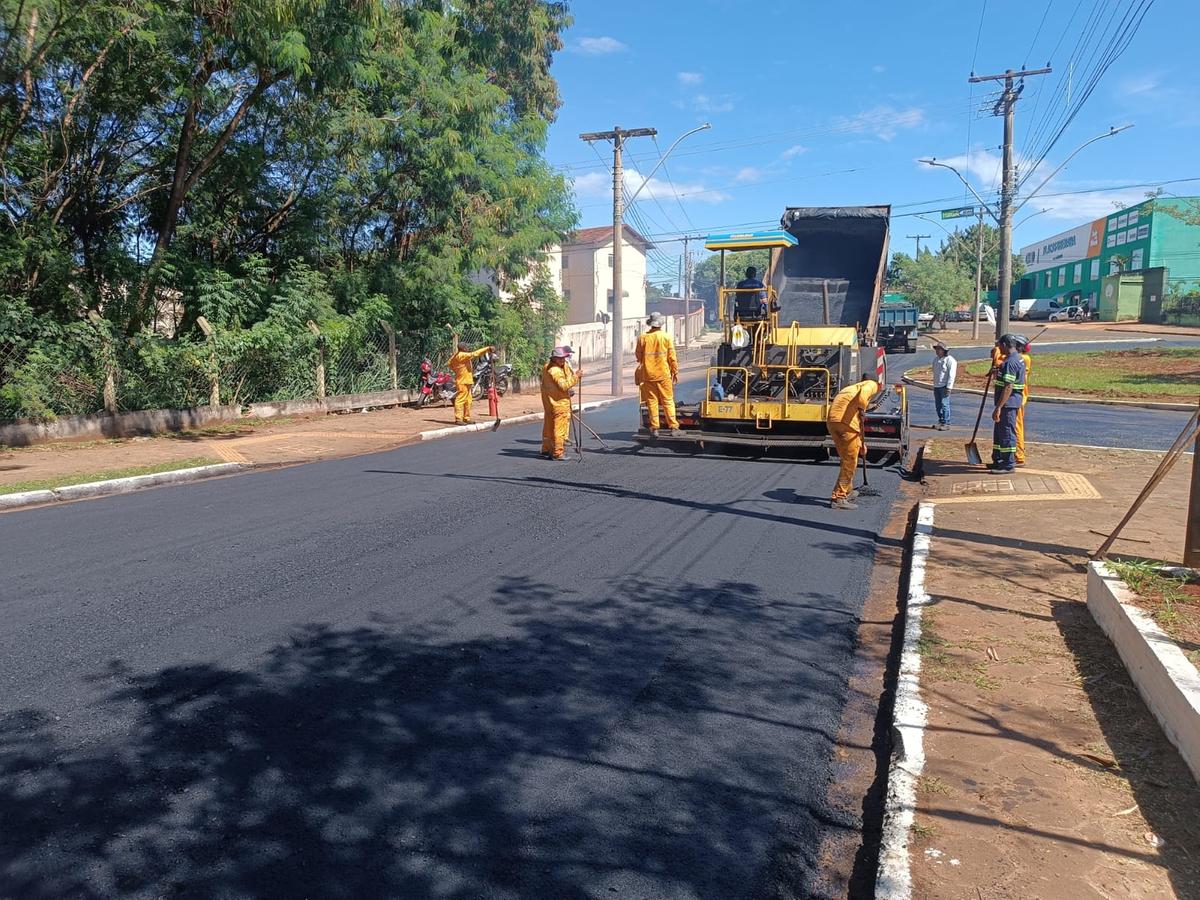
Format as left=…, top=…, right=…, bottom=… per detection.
left=562, top=289, right=571, bottom=303
left=605, top=288, right=628, bottom=308
left=1044, top=271, right=1052, bottom=289
left=1131, top=248, right=1144, bottom=270
left=1058, top=268, right=1066, bottom=288
left=1073, top=263, right=1082, bottom=284
left=561, top=254, right=569, bottom=269
left=607, top=253, right=614, bottom=268
left=1090, top=258, right=1100, bottom=281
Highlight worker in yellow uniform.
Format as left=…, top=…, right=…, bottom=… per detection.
left=1015, top=336, right=1032, bottom=466
left=447, top=341, right=493, bottom=425
left=635, top=312, right=680, bottom=436
left=541, top=345, right=580, bottom=460
left=826, top=377, right=880, bottom=510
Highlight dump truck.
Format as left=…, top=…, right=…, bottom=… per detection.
left=634, top=205, right=909, bottom=462
left=877, top=301, right=920, bottom=353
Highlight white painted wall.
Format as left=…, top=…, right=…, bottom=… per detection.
left=561, top=237, right=648, bottom=325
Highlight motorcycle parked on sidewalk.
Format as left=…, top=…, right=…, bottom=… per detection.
left=470, top=353, right=513, bottom=400
left=417, top=358, right=456, bottom=407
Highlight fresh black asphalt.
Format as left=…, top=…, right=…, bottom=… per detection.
left=1, top=399, right=902, bottom=899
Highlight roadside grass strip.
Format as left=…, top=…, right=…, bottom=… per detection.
left=0, top=456, right=220, bottom=496
left=876, top=501, right=935, bottom=899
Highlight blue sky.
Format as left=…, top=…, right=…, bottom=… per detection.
left=545, top=0, right=1199, bottom=288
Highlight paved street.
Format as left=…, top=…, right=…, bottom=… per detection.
left=1, top=399, right=900, bottom=899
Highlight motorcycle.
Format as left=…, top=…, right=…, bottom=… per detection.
left=470, top=353, right=513, bottom=400
left=417, top=358, right=457, bottom=407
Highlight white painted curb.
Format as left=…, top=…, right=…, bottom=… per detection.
left=876, top=501, right=935, bottom=900
left=417, top=397, right=623, bottom=442
left=0, top=463, right=246, bottom=512
left=1087, top=561, right=1200, bottom=782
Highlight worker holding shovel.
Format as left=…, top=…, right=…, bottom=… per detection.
left=826, top=377, right=880, bottom=510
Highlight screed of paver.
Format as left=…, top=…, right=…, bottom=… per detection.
left=911, top=441, right=1200, bottom=900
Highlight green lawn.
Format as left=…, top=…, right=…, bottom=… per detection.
left=0, top=456, right=220, bottom=496
left=917, top=348, right=1199, bottom=401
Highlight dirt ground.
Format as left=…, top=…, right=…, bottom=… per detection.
left=911, top=440, right=1200, bottom=900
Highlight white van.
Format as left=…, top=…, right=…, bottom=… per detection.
left=1021, top=297, right=1064, bottom=320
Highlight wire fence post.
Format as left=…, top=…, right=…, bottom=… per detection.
left=307, top=320, right=325, bottom=400
left=87, top=311, right=118, bottom=414
left=381, top=320, right=398, bottom=391
left=196, top=316, right=220, bottom=406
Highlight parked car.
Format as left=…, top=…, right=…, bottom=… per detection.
left=1021, top=297, right=1065, bottom=321
left=1049, top=305, right=1085, bottom=323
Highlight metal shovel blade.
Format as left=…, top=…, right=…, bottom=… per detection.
left=964, top=440, right=983, bottom=465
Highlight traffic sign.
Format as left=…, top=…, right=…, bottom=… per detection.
left=941, top=206, right=976, bottom=220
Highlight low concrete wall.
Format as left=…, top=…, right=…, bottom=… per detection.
left=1087, top=561, right=1200, bottom=782
left=245, top=387, right=418, bottom=419
left=0, top=404, right=242, bottom=448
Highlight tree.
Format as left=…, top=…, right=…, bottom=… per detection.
left=937, top=222, right=1025, bottom=291
left=893, top=253, right=971, bottom=328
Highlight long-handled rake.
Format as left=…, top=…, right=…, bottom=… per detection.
left=857, top=448, right=882, bottom=497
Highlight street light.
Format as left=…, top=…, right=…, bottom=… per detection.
left=917, top=158, right=1000, bottom=225
left=626, top=123, right=712, bottom=205
left=1015, top=125, right=1133, bottom=213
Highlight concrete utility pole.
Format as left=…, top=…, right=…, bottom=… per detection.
left=907, top=234, right=931, bottom=258
left=968, top=66, right=1051, bottom=339
left=579, top=126, right=657, bottom=396
left=972, top=208, right=985, bottom=342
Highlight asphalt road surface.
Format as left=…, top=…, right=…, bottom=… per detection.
left=891, top=337, right=1198, bottom=450
left=2, top=400, right=901, bottom=900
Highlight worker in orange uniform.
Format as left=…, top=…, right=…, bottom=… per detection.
left=1015, top=335, right=1032, bottom=465
left=826, top=377, right=880, bottom=510
left=540, top=345, right=581, bottom=460
left=635, top=313, right=680, bottom=436
left=447, top=341, right=493, bottom=425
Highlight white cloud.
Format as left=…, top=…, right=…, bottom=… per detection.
left=780, top=144, right=808, bottom=159
left=624, top=171, right=731, bottom=204
left=836, top=105, right=925, bottom=141
left=575, top=36, right=627, bottom=55
left=677, top=71, right=703, bottom=85
left=692, top=93, right=735, bottom=114
left=872, top=64, right=886, bottom=74
left=571, top=171, right=611, bottom=199
left=1117, top=74, right=1160, bottom=98
left=1032, top=189, right=1150, bottom=223
left=734, top=167, right=764, bottom=183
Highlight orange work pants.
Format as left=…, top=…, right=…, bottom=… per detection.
left=644, top=379, right=678, bottom=430
left=541, top=399, right=571, bottom=457
left=454, top=386, right=472, bottom=423
left=827, top=423, right=862, bottom=500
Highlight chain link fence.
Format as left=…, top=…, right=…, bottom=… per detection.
left=1, top=317, right=559, bottom=423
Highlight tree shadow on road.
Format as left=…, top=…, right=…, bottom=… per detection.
left=1, top=574, right=859, bottom=899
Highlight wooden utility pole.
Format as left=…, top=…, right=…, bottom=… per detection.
left=907, top=234, right=931, bottom=257
left=579, top=125, right=657, bottom=396
left=969, top=66, right=1051, bottom=339
left=972, top=208, right=985, bottom=342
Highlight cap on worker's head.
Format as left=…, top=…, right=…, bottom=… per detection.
left=647, top=312, right=665, bottom=328
left=999, top=333, right=1022, bottom=350
left=550, top=345, right=573, bottom=359
left=457, top=341, right=469, bottom=352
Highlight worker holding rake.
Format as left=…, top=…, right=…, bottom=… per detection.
left=826, top=377, right=880, bottom=510
left=540, top=345, right=581, bottom=460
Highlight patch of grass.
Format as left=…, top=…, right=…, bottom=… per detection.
left=1107, top=559, right=1196, bottom=637
left=920, top=775, right=950, bottom=795
left=961, top=348, right=1199, bottom=399
left=0, top=457, right=220, bottom=495
left=918, top=620, right=951, bottom=665
left=910, top=820, right=938, bottom=840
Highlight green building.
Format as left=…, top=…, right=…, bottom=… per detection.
left=1016, top=197, right=1200, bottom=324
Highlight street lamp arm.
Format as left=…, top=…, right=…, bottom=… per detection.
left=918, top=158, right=1000, bottom=225
left=1015, top=125, right=1133, bottom=214
left=626, top=123, right=712, bottom=205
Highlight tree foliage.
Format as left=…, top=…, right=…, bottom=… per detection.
left=0, top=0, right=576, bottom=416
left=891, top=252, right=972, bottom=325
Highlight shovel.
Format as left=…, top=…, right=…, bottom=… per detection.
left=964, top=370, right=994, bottom=465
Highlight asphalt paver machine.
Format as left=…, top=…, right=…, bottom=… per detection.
left=634, top=205, right=909, bottom=462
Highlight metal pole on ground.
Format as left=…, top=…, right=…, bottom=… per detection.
left=1187, top=398, right=1200, bottom=567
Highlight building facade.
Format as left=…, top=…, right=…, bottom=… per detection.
left=1016, top=197, right=1200, bottom=312
left=560, top=226, right=651, bottom=326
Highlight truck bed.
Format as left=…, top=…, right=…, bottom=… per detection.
left=769, top=206, right=891, bottom=340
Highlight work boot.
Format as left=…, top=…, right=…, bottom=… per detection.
left=668, top=428, right=685, bottom=437
left=847, top=489, right=860, bottom=500
left=648, top=428, right=659, bottom=438
left=830, top=498, right=858, bottom=510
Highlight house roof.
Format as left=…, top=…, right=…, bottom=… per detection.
left=566, top=225, right=654, bottom=250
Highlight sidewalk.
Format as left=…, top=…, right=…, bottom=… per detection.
left=910, top=440, right=1200, bottom=898
left=0, top=341, right=718, bottom=490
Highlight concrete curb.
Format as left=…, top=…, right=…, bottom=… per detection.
left=901, top=375, right=1195, bottom=412
left=1087, top=562, right=1200, bottom=783
left=0, top=463, right=246, bottom=513
left=876, top=501, right=935, bottom=899
left=417, top=397, right=624, bottom=442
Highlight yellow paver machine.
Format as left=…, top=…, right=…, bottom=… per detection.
left=635, top=205, right=909, bottom=462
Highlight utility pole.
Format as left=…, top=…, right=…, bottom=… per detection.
left=907, top=234, right=931, bottom=258
left=969, top=66, right=1051, bottom=339
left=972, top=207, right=985, bottom=342
left=579, top=125, right=657, bottom=396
